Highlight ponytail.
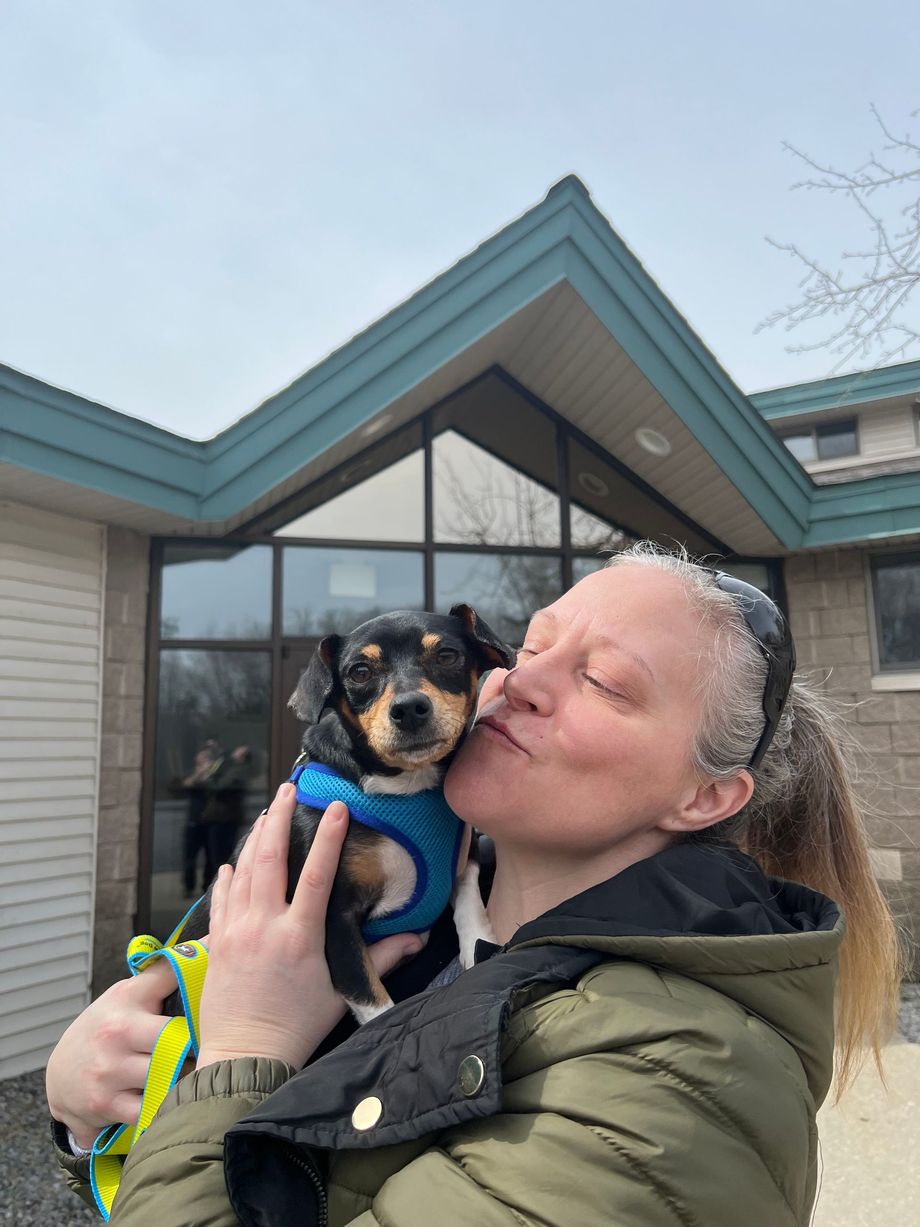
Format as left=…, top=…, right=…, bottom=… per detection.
left=740, top=679, right=904, bottom=1095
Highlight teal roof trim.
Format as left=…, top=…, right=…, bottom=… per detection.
left=752, top=358, right=920, bottom=419
left=0, top=364, right=205, bottom=515
left=2, top=174, right=919, bottom=548
left=805, top=469, right=920, bottom=546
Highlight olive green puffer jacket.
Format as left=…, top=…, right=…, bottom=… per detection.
left=55, top=842, right=841, bottom=1226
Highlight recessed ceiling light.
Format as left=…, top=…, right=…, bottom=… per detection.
left=360, top=413, right=393, bottom=439
left=635, top=427, right=672, bottom=456
left=577, top=471, right=609, bottom=498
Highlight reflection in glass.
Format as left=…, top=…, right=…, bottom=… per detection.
left=781, top=433, right=817, bottom=463
left=816, top=420, right=858, bottom=460
left=872, top=556, right=920, bottom=668
left=718, top=562, right=774, bottom=599
left=160, top=544, right=272, bottom=640
left=434, top=431, right=560, bottom=547
left=435, top=553, right=563, bottom=644
left=571, top=555, right=610, bottom=584
left=283, top=547, right=424, bottom=636
left=570, top=501, right=630, bottom=552
left=275, top=450, right=424, bottom=542
left=151, top=650, right=271, bottom=940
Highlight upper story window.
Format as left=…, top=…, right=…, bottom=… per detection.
left=870, top=551, right=920, bottom=671
left=780, top=417, right=859, bottom=463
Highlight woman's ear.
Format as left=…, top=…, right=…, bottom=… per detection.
left=658, top=770, right=754, bottom=837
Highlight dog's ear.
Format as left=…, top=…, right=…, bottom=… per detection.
left=288, top=634, right=341, bottom=723
left=449, top=604, right=516, bottom=672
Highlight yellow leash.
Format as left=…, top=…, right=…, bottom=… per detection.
left=89, top=904, right=208, bottom=1220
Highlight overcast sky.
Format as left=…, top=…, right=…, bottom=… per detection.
left=1, top=1, right=917, bottom=439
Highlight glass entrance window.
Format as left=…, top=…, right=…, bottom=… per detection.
left=275, top=449, right=424, bottom=542
left=160, top=544, right=272, bottom=639
left=434, top=431, right=561, bottom=547
left=435, top=552, right=563, bottom=644
left=283, top=546, right=424, bottom=636
left=433, top=374, right=561, bottom=548
left=151, top=649, right=271, bottom=940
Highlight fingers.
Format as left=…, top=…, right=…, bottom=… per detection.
left=129, top=959, right=178, bottom=1006
left=119, top=1054, right=159, bottom=1090
left=209, top=865, right=231, bottom=936
left=367, top=932, right=425, bottom=978
left=227, top=806, right=267, bottom=913
left=249, top=784, right=296, bottom=914
left=109, top=1090, right=143, bottom=1127
left=289, top=800, right=349, bottom=927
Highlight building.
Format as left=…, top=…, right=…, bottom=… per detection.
left=1, top=176, right=918, bottom=1079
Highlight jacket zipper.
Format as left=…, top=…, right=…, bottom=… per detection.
left=282, top=1145, right=328, bottom=1227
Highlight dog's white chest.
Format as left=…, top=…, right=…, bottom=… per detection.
left=368, top=838, right=417, bottom=920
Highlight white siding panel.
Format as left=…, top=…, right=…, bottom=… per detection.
left=3, top=833, right=94, bottom=864
left=0, top=973, right=87, bottom=1016
left=0, top=932, right=90, bottom=974
left=0, top=501, right=104, bottom=1076
left=860, top=406, right=917, bottom=458
left=0, top=954, right=88, bottom=995
left=0, top=856, right=94, bottom=888
left=0, top=1019, right=76, bottom=1074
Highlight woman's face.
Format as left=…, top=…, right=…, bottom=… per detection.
left=444, top=564, right=718, bottom=859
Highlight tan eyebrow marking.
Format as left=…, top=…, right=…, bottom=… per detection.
left=362, top=643, right=382, bottom=660
left=421, top=633, right=441, bottom=651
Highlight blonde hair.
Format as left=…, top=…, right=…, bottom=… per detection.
left=606, top=541, right=903, bottom=1095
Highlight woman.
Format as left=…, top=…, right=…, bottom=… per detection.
left=47, top=543, right=901, bottom=1226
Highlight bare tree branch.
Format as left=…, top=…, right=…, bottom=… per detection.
left=759, top=104, right=920, bottom=371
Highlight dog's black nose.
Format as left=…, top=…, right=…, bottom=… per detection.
left=389, top=692, right=433, bottom=732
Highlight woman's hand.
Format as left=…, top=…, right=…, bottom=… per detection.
left=46, top=958, right=180, bottom=1151
left=196, top=783, right=424, bottom=1071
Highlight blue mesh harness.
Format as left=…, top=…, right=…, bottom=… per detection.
left=290, top=762, right=464, bottom=943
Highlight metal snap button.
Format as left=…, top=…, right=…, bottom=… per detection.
left=351, top=1096, right=383, bottom=1130
left=457, top=1055, right=486, bottom=1097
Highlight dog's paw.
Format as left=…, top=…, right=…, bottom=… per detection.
left=348, top=997, right=394, bottom=1025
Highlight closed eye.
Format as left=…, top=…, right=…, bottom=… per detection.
left=585, top=674, right=629, bottom=700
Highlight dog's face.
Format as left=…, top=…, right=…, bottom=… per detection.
left=290, top=605, right=515, bottom=771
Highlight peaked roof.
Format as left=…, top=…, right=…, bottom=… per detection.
left=1, top=175, right=918, bottom=551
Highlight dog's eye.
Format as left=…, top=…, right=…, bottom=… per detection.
left=347, top=662, right=373, bottom=683
left=436, top=648, right=461, bottom=666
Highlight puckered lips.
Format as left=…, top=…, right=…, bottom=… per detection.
left=475, top=713, right=529, bottom=756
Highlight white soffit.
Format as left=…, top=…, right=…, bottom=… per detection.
left=229, top=282, right=788, bottom=554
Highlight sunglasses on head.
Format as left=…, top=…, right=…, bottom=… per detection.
left=711, top=571, right=796, bottom=771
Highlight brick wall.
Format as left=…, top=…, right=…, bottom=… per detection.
left=94, top=527, right=150, bottom=995
left=785, top=548, right=920, bottom=978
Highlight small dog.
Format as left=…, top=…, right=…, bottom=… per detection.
left=179, top=604, right=514, bottom=1024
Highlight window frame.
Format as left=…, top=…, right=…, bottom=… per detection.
left=866, top=547, right=920, bottom=677
left=779, top=416, right=860, bottom=463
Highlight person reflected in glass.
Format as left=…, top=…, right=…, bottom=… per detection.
left=180, top=737, right=221, bottom=899
left=200, top=745, right=254, bottom=876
